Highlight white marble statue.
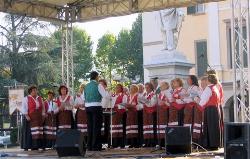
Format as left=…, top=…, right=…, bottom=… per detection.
left=159, top=8, right=184, bottom=50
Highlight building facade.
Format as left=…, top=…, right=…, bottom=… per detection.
left=142, top=0, right=237, bottom=121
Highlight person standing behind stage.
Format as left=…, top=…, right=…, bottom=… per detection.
left=44, top=91, right=58, bottom=149
left=21, top=85, right=45, bottom=151
left=56, top=85, right=74, bottom=129
left=74, top=84, right=88, bottom=139
left=143, top=82, right=157, bottom=147
left=111, top=84, right=127, bottom=148
left=84, top=71, right=107, bottom=151
left=199, top=74, right=221, bottom=150
left=169, top=78, right=187, bottom=126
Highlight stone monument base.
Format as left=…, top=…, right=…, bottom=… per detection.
left=144, top=50, right=194, bottom=82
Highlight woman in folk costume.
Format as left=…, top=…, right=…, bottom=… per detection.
left=74, top=84, right=88, bottom=139
left=143, top=82, right=157, bottom=147
left=126, top=84, right=139, bottom=148
left=206, top=70, right=224, bottom=147
left=56, top=85, right=74, bottom=129
left=44, top=91, right=58, bottom=148
left=199, top=74, right=221, bottom=150
left=21, top=85, right=45, bottom=150
left=157, top=82, right=171, bottom=147
left=169, top=78, right=187, bottom=126
left=137, top=84, right=145, bottom=147
left=183, top=75, right=202, bottom=143
left=111, top=84, right=128, bottom=148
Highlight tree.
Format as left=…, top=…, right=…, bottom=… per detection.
left=95, top=33, right=116, bottom=80
left=52, top=27, right=93, bottom=90
left=111, top=29, right=131, bottom=80
left=128, top=14, right=144, bottom=82
left=0, top=14, right=52, bottom=82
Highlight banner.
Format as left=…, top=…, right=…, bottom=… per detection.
left=9, top=88, right=24, bottom=115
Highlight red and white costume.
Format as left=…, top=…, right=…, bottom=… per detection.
left=75, top=93, right=87, bottom=136
left=22, top=95, right=44, bottom=140
left=169, top=87, right=186, bottom=126
left=56, top=94, right=74, bottom=129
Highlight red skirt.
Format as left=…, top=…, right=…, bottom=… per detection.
left=111, top=112, right=124, bottom=138
left=168, top=106, right=179, bottom=126
left=183, top=103, right=195, bottom=128
left=29, top=110, right=43, bottom=140
left=58, top=110, right=73, bottom=129
left=143, top=109, right=155, bottom=140
left=157, top=106, right=168, bottom=139
left=76, top=109, right=87, bottom=136
left=126, top=109, right=138, bottom=139
left=193, top=105, right=203, bottom=140
left=44, top=113, right=57, bottom=140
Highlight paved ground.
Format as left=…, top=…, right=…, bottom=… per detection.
left=0, top=147, right=224, bottom=158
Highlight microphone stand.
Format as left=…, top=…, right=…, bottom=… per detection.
left=151, top=88, right=162, bottom=152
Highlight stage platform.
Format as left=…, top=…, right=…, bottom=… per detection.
left=0, top=147, right=224, bottom=158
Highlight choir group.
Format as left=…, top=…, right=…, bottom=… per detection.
left=20, top=70, right=224, bottom=152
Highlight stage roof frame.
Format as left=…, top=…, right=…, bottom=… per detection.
left=0, top=0, right=224, bottom=23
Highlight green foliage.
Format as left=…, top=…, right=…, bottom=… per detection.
left=128, top=14, right=144, bottom=82
left=0, top=14, right=60, bottom=90
left=111, top=29, right=131, bottom=79
left=95, top=33, right=116, bottom=80
left=99, top=14, right=144, bottom=83
left=52, top=27, right=94, bottom=91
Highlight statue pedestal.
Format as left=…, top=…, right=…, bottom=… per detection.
left=144, top=50, right=194, bottom=82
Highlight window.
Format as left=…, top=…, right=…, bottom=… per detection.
left=187, top=4, right=205, bottom=15
left=228, top=26, right=248, bottom=68
left=195, top=40, right=208, bottom=77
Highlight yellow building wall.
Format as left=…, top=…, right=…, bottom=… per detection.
left=177, top=13, right=209, bottom=75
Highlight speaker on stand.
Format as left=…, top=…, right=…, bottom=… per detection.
left=54, top=129, right=86, bottom=157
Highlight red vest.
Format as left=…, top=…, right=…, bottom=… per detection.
left=114, top=93, right=126, bottom=114
left=217, top=83, right=224, bottom=105
left=144, top=92, right=156, bottom=113
left=56, top=96, right=71, bottom=107
left=172, top=88, right=185, bottom=110
left=27, top=96, right=43, bottom=115
left=128, top=94, right=138, bottom=112
left=203, top=85, right=219, bottom=109
left=158, top=92, right=169, bottom=110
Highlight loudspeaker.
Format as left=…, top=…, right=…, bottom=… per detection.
left=165, top=126, right=191, bottom=154
left=225, top=122, right=250, bottom=159
left=55, top=129, right=86, bottom=157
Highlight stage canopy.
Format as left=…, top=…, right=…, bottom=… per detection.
left=0, top=0, right=223, bottom=23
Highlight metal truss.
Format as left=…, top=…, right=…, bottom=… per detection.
left=231, top=0, right=250, bottom=122
left=61, top=22, right=74, bottom=95
left=0, top=0, right=223, bottom=23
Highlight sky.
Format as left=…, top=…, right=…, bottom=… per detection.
left=0, top=12, right=138, bottom=53
left=74, top=14, right=138, bottom=52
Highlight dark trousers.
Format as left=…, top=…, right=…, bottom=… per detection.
left=86, top=106, right=103, bottom=151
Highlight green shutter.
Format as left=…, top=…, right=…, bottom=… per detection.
left=196, top=41, right=208, bottom=77
left=187, top=6, right=196, bottom=15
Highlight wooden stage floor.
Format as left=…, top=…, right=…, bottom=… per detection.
left=0, top=147, right=224, bottom=158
